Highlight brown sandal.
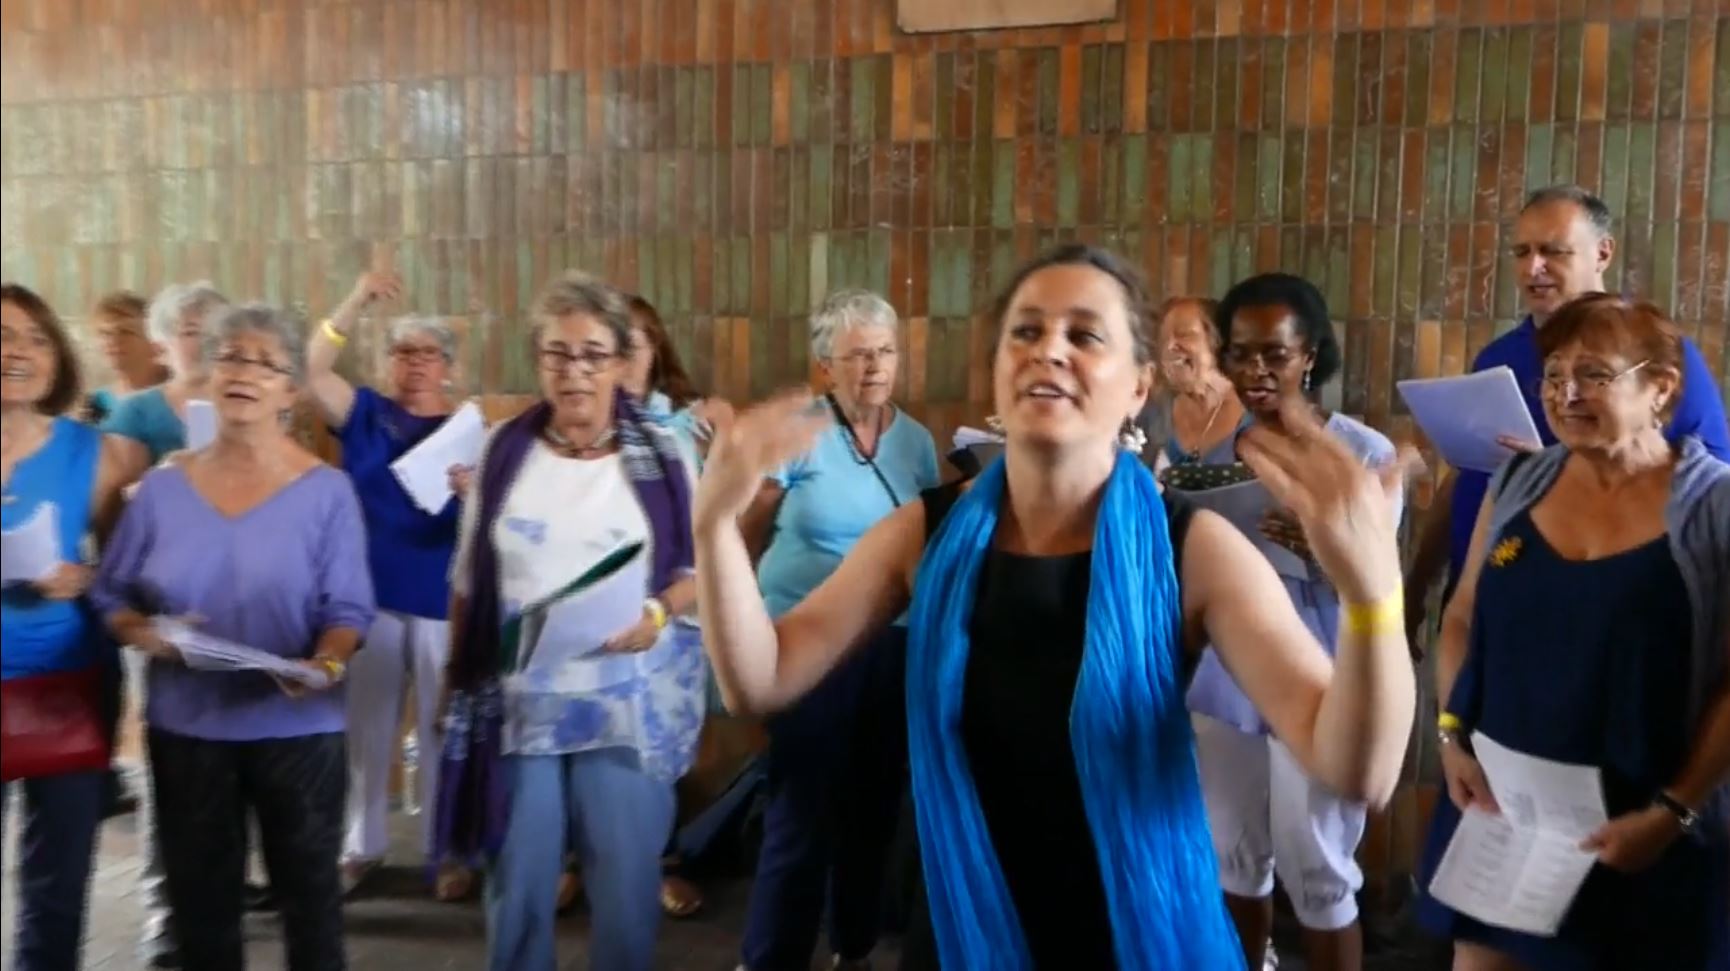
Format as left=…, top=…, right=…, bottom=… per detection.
left=555, top=869, right=584, bottom=914
left=659, top=874, right=704, bottom=918
left=433, top=864, right=475, bottom=903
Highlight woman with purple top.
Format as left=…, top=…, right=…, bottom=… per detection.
left=94, top=303, right=377, bottom=971
left=1185, top=274, right=1401, bottom=971
left=305, top=270, right=472, bottom=900
left=2, top=283, right=132, bottom=971
left=436, top=271, right=704, bottom=971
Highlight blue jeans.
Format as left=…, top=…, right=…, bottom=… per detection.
left=1, top=770, right=105, bottom=971
left=485, top=748, right=674, bottom=971
left=741, top=627, right=909, bottom=971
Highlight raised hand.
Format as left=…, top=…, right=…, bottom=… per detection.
left=694, top=390, right=830, bottom=530
left=340, top=270, right=404, bottom=318
left=1236, top=398, right=1421, bottom=605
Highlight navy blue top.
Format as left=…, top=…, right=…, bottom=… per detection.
left=335, top=388, right=461, bottom=620
left=1445, top=316, right=1730, bottom=588
left=1418, top=508, right=1728, bottom=969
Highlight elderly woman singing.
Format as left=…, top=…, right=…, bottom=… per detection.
left=93, top=303, right=376, bottom=971
left=102, top=282, right=229, bottom=469
left=695, top=244, right=1417, bottom=970
left=1417, top=295, right=1730, bottom=970
left=436, top=271, right=704, bottom=971
left=305, top=270, right=472, bottom=898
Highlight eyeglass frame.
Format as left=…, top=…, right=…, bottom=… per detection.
left=537, top=344, right=622, bottom=375
left=1537, top=358, right=1649, bottom=400
left=211, top=349, right=294, bottom=378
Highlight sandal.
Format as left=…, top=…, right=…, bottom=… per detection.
left=340, top=858, right=383, bottom=898
left=556, top=869, right=584, bottom=914
left=660, top=874, right=704, bottom=918
left=433, top=863, right=475, bottom=903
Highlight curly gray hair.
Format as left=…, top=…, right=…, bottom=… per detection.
left=203, top=303, right=308, bottom=383
left=387, top=315, right=458, bottom=361
left=809, top=289, right=898, bottom=360
left=147, top=281, right=229, bottom=343
left=530, top=270, right=632, bottom=351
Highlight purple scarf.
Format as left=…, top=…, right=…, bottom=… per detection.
left=432, top=390, right=694, bottom=864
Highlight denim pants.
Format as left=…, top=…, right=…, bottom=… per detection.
left=485, top=747, right=675, bottom=971
left=148, top=728, right=347, bottom=971
left=1, top=770, right=105, bottom=971
left=740, top=626, right=909, bottom=971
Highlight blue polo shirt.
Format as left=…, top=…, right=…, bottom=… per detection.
left=1445, top=316, right=1730, bottom=585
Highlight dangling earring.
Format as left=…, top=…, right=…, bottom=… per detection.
left=1302, top=368, right=1313, bottom=393
left=1118, top=417, right=1148, bottom=454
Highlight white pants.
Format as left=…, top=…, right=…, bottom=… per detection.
left=343, top=610, right=449, bottom=863
left=1192, top=714, right=1367, bottom=931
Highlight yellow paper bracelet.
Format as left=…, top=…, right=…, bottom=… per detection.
left=644, top=597, right=669, bottom=631
left=320, top=318, right=349, bottom=348
left=1341, top=589, right=1404, bottom=637
left=1438, top=712, right=1464, bottom=733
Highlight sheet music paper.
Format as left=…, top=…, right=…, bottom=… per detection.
left=1428, top=732, right=1607, bottom=937
left=519, top=549, right=649, bottom=673
left=184, top=399, right=217, bottom=451
left=388, top=402, right=487, bottom=513
left=1396, top=367, right=1543, bottom=473
left=1172, top=478, right=1310, bottom=580
left=154, top=618, right=333, bottom=689
left=0, top=503, right=63, bottom=585
left=952, top=426, right=1005, bottom=450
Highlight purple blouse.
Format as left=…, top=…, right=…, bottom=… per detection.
left=91, top=464, right=377, bottom=741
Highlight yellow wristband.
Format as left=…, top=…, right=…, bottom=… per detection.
left=320, top=318, right=349, bottom=348
left=313, top=656, right=347, bottom=682
left=1438, top=712, right=1465, bottom=733
left=1341, top=589, right=1404, bottom=637
left=644, top=597, right=669, bottom=631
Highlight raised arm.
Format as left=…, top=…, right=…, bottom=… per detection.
left=1198, top=401, right=1419, bottom=806
left=306, top=271, right=403, bottom=428
left=695, top=393, right=922, bottom=715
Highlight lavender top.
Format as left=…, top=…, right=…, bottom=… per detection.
left=91, top=464, right=377, bottom=741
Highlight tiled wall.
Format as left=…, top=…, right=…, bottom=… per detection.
left=3, top=0, right=1727, bottom=451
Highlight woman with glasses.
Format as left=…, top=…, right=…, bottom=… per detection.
left=1184, top=273, right=1401, bottom=971
left=305, top=271, right=474, bottom=900
left=92, top=303, right=376, bottom=971
left=436, top=271, right=704, bottom=971
left=2, top=283, right=132, bottom=971
left=733, top=289, right=939, bottom=971
left=1418, top=294, right=1730, bottom=971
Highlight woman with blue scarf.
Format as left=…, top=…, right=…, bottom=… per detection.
left=693, top=245, right=1419, bottom=969
left=435, top=271, right=705, bottom=971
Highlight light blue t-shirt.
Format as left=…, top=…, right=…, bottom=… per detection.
left=100, top=387, right=184, bottom=464
left=757, top=410, right=940, bottom=619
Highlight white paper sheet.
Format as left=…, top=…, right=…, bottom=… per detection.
left=184, top=399, right=217, bottom=451
left=519, top=550, right=649, bottom=672
left=154, top=618, right=333, bottom=689
left=1173, top=478, right=1310, bottom=580
left=1428, top=732, right=1606, bottom=937
left=388, top=402, right=487, bottom=513
left=0, top=502, right=63, bottom=585
left=952, top=425, right=1005, bottom=450
left=1396, top=367, right=1543, bottom=474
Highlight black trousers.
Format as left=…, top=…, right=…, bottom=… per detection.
left=147, top=729, right=347, bottom=971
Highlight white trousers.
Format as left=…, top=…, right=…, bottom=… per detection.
left=342, top=610, right=449, bottom=863
left=1192, top=714, right=1367, bottom=931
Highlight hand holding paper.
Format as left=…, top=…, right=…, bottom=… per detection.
left=390, top=402, right=487, bottom=513
left=154, top=618, right=333, bottom=690
left=0, top=503, right=63, bottom=586
left=1396, top=367, right=1543, bottom=473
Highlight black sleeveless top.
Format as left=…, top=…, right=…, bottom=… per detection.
left=902, top=481, right=1198, bottom=970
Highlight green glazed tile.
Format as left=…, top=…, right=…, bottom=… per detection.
left=1037, top=48, right=1059, bottom=137
left=1233, top=133, right=1258, bottom=219
left=974, top=52, right=996, bottom=142
left=1503, top=28, right=1532, bottom=123
left=1258, top=134, right=1282, bottom=222
left=675, top=237, right=694, bottom=314
left=1448, top=126, right=1476, bottom=221
left=658, top=161, right=677, bottom=234
left=690, top=68, right=710, bottom=150
left=1480, top=29, right=1509, bottom=123
left=1606, top=25, right=1635, bottom=121
left=1649, top=221, right=1676, bottom=310
left=1525, top=124, right=1554, bottom=195
left=790, top=62, right=811, bottom=143
left=932, top=143, right=954, bottom=226
left=1555, top=23, right=1583, bottom=122
left=712, top=236, right=732, bottom=313
left=1373, top=224, right=1398, bottom=315
left=693, top=150, right=714, bottom=232
left=1082, top=45, right=1103, bottom=134
left=731, top=235, right=752, bottom=316
left=1601, top=124, right=1632, bottom=227
left=1146, top=42, right=1169, bottom=132
left=1324, top=227, right=1350, bottom=312
left=1192, top=134, right=1214, bottom=223
left=770, top=232, right=790, bottom=316
left=530, top=75, right=550, bottom=155
left=1710, top=125, right=1730, bottom=220
left=787, top=230, right=809, bottom=315
left=934, top=54, right=955, bottom=141
left=1208, top=229, right=1233, bottom=298
left=1281, top=135, right=1305, bottom=224
left=1101, top=43, right=1124, bottom=136
left=991, top=232, right=1019, bottom=297
left=1057, top=138, right=1081, bottom=226
left=1233, top=227, right=1254, bottom=284
left=1716, top=20, right=1730, bottom=120
left=788, top=147, right=809, bottom=231
left=733, top=64, right=752, bottom=148
left=1352, top=129, right=1378, bottom=220
left=1101, top=135, right=1123, bottom=225
left=868, top=229, right=891, bottom=297
left=1168, top=133, right=1192, bottom=222
left=1334, top=35, right=1360, bottom=129
left=1193, top=39, right=1216, bottom=132
left=753, top=63, right=774, bottom=147
left=1455, top=30, right=1483, bottom=125
left=674, top=68, right=693, bottom=150
left=992, top=141, right=1016, bottom=228
left=1625, top=122, right=1655, bottom=223
left=1405, top=34, right=1432, bottom=127
left=810, top=146, right=833, bottom=231
left=810, top=59, right=834, bottom=144
left=846, top=58, right=873, bottom=145
left=1656, top=22, right=1685, bottom=120
left=1123, top=136, right=1148, bottom=219
left=1262, top=38, right=1287, bottom=130
left=1212, top=39, right=1238, bottom=132
left=1549, top=126, right=1576, bottom=184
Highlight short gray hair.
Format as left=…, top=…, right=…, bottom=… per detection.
left=809, top=289, right=898, bottom=360
left=531, top=270, right=632, bottom=351
left=203, top=303, right=307, bottom=383
left=387, top=315, right=457, bottom=361
left=147, top=281, right=229, bottom=343
left=1523, top=185, right=1614, bottom=239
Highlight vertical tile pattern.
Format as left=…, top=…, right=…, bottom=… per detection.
left=0, top=0, right=1726, bottom=445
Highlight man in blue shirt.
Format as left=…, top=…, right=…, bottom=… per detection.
left=1404, top=185, right=1730, bottom=643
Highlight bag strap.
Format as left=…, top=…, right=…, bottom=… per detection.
left=826, top=393, right=902, bottom=508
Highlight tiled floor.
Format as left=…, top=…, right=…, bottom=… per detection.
left=3, top=791, right=1444, bottom=970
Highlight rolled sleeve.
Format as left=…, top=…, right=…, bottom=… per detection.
left=314, top=476, right=377, bottom=636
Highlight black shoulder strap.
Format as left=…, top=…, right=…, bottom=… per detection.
left=826, top=393, right=902, bottom=507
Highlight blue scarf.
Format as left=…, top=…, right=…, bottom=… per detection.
left=432, top=390, right=693, bottom=865
left=906, top=451, right=1243, bottom=970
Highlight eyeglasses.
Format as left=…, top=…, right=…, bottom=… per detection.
left=1222, top=343, right=1303, bottom=370
left=212, top=350, right=293, bottom=377
left=1539, top=359, right=1648, bottom=399
left=832, top=347, right=897, bottom=367
left=390, top=346, right=446, bottom=364
left=538, top=346, right=619, bottom=374
left=0, top=326, right=50, bottom=350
